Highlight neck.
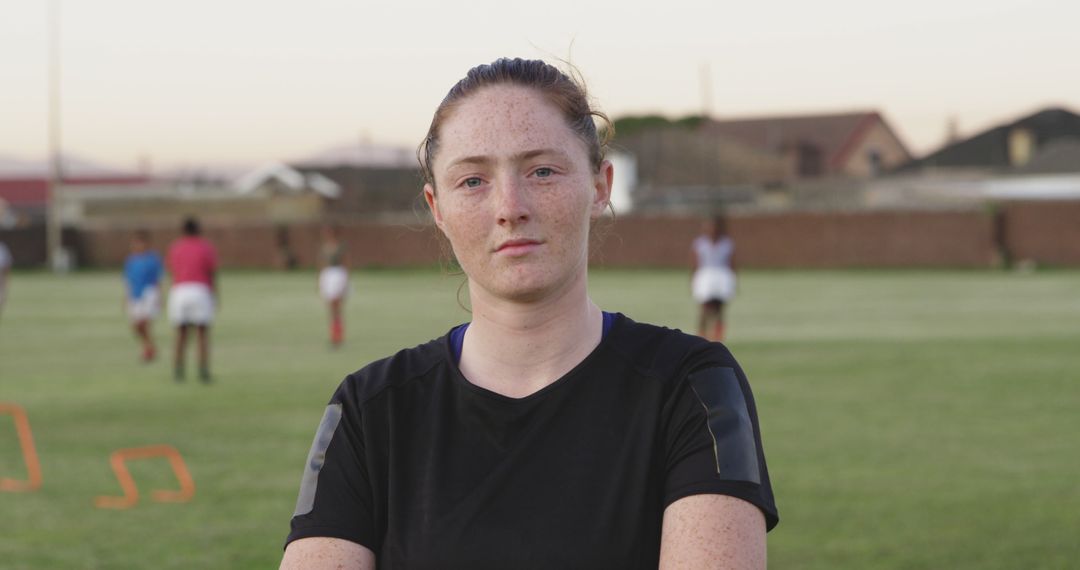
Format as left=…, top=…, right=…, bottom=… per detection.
left=460, top=269, right=602, bottom=399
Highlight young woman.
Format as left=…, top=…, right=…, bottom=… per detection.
left=318, top=224, right=349, bottom=347
left=166, top=217, right=218, bottom=382
left=691, top=215, right=737, bottom=342
left=281, top=58, right=777, bottom=569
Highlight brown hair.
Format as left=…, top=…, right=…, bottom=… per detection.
left=417, top=57, right=612, bottom=188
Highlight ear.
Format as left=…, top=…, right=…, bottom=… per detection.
left=423, top=183, right=445, bottom=229
left=590, top=160, right=614, bottom=218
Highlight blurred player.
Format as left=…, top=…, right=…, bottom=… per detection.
left=0, top=240, right=10, bottom=321
left=317, top=224, right=349, bottom=348
left=691, top=214, right=737, bottom=341
left=166, top=217, right=219, bottom=382
left=123, top=230, right=163, bottom=362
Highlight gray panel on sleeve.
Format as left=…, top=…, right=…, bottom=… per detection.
left=687, top=367, right=761, bottom=484
left=293, top=403, right=343, bottom=517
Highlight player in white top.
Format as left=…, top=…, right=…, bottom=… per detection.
left=691, top=215, right=736, bottom=341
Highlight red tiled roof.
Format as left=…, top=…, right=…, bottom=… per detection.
left=703, top=111, right=881, bottom=171
left=0, top=177, right=152, bottom=207
left=0, top=180, right=49, bottom=206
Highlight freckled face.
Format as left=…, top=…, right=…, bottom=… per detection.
left=424, top=85, right=612, bottom=303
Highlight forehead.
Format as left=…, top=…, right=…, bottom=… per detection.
left=434, top=85, right=586, bottom=168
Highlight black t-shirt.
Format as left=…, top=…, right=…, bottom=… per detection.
left=286, top=313, right=778, bottom=568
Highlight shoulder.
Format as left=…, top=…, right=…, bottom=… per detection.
left=332, top=333, right=449, bottom=408
left=605, top=314, right=740, bottom=383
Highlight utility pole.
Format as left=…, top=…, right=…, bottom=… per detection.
left=46, top=0, right=64, bottom=271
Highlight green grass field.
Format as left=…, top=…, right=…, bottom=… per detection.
left=1, top=268, right=1078, bottom=569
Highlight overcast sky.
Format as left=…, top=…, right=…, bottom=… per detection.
left=1, top=0, right=1077, bottom=173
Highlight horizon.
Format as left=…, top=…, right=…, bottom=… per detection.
left=2, top=0, right=1077, bottom=173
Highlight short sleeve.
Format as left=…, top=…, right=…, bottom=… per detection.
left=285, top=378, right=380, bottom=551
left=661, top=357, right=779, bottom=531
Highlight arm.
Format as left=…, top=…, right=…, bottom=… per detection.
left=280, top=537, right=375, bottom=570
left=659, top=495, right=766, bottom=570
left=285, top=383, right=378, bottom=567
left=659, top=354, right=778, bottom=568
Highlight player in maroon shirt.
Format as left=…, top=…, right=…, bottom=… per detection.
left=166, top=217, right=218, bottom=382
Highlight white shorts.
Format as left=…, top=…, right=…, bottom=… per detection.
left=692, top=267, right=736, bottom=304
left=127, top=288, right=160, bottom=322
left=318, top=266, right=349, bottom=301
left=168, top=283, right=215, bottom=326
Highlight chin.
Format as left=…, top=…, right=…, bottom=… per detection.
left=469, top=258, right=581, bottom=304
left=491, top=280, right=552, bottom=304
left=485, top=269, right=561, bottom=303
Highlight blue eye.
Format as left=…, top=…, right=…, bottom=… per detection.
left=534, top=167, right=553, bottom=178
left=464, top=177, right=483, bottom=188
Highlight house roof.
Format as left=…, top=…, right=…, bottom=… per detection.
left=0, top=179, right=47, bottom=206
left=702, top=111, right=899, bottom=170
left=0, top=176, right=152, bottom=207
left=902, top=107, right=1080, bottom=171
left=0, top=154, right=151, bottom=207
left=232, top=162, right=341, bottom=198
left=1016, top=137, right=1080, bottom=174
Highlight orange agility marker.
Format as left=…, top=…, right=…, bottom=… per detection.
left=0, top=403, right=43, bottom=492
left=94, top=444, right=195, bottom=509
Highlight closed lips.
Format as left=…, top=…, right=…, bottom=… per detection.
left=496, top=239, right=542, bottom=252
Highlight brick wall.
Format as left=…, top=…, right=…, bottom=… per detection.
left=3, top=201, right=1077, bottom=269
left=60, top=221, right=445, bottom=269
left=593, top=209, right=998, bottom=268
left=1002, top=200, right=1080, bottom=266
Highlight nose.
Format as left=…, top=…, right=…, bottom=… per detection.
left=495, top=175, right=530, bottom=226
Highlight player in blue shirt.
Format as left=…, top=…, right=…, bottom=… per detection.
left=123, top=230, right=163, bottom=362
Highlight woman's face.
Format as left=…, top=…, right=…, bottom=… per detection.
left=424, top=85, right=612, bottom=304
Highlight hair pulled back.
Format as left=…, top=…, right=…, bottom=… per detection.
left=418, top=58, right=612, bottom=188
